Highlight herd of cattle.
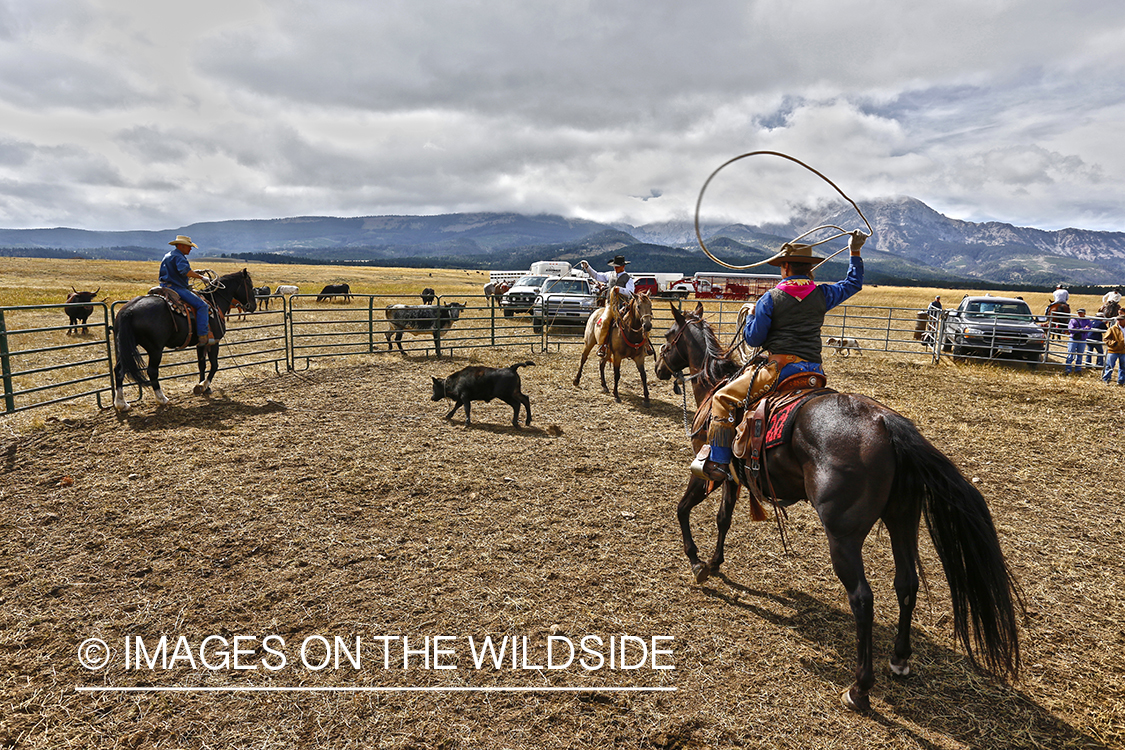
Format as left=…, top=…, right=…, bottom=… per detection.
left=62, top=283, right=470, bottom=358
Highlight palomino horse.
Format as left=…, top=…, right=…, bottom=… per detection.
left=113, top=269, right=257, bottom=411
left=573, top=289, right=654, bottom=405
left=1044, top=300, right=1071, bottom=339
left=653, top=302, right=1022, bottom=711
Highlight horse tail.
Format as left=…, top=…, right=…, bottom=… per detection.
left=114, top=306, right=150, bottom=387
left=883, top=411, right=1023, bottom=680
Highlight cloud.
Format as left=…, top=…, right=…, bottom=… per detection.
left=0, top=0, right=1122, bottom=231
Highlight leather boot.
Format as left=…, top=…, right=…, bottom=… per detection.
left=690, top=453, right=733, bottom=483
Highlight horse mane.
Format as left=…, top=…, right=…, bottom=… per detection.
left=689, top=312, right=741, bottom=387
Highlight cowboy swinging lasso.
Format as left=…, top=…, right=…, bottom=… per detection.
left=656, top=151, right=1023, bottom=712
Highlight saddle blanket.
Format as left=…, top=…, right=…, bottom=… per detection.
left=732, top=387, right=835, bottom=460
left=763, top=389, right=835, bottom=450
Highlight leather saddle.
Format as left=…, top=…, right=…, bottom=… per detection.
left=147, top=287, right=214, bottom=348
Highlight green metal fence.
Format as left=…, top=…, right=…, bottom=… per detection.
left=5, top=292, right=1059, bottom=416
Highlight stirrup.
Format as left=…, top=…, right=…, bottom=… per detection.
left=691, top=457, right=732, bottom=483
left=596, top=343, right=608, bottom=358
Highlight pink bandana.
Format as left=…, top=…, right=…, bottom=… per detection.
left=776, top=277, right=816, bottom=301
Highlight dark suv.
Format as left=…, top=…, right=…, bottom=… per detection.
left=941, top=296, right=1047, bottom=361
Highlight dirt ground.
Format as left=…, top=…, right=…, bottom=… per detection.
left=1, top=344, right=1122, bottom=750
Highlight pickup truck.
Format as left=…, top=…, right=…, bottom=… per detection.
left=530, top=276, right=601, bottom=333
left=499, top=274, right=551, bottom=316
left=941, top=296, right=1047, bottom=362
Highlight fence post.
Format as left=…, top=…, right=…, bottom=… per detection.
left=284, top=295, right=294, bottom=371
left=0, top=310, right=13, bottom=414
left=368, top=296, right=375, bottom=354
left=100, top=304, right=115, bottom=409
left=884, top=308, right=892, bottom=351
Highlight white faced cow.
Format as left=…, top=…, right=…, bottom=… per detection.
left=384, top=302, right=465, bottom=358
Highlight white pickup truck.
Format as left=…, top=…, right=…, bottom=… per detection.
left=530, top=276, right=601, bottom=333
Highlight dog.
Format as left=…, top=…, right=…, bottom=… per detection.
left=825, top=336, right=862, bottom=357
left=431, top=361, right=534, bottom=427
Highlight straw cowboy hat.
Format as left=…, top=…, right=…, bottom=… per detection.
left=169, top=235, right=198, bottom=248
left=608, top=255, right=630, bottom=267
left=766, top=242, right=824, bottom=267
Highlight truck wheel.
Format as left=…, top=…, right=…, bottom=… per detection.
left=503, top=308, right=514, bottom=317
left=532, top=318, right=543, bottom=334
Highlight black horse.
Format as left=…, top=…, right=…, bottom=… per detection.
left=653, top=302, right=1022, bottom=712
left=112, top=269, right=256, bottom=411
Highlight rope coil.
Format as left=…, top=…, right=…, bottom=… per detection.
left=694, top=151, right=873, bottom=271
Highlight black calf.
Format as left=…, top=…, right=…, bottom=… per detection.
left=431, top=361, right=534, bottom=427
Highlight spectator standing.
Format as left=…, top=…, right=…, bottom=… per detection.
left=1064, top=309, right=1091, bottom=375
left=1087, top=316, right=1107, bottom=370
left=1103, top=313, right=1125, bottom=385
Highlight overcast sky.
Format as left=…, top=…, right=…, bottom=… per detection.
left=1, top=0, right=1124, bottom=234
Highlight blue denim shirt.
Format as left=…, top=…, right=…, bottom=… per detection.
left=159, top=249, right=192, bottom=290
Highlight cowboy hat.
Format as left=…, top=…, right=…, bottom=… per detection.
left=766, top=242, right=824, bottom=267
left=169, top=235, right=198, bottom=248
left=607, top=255, right=630, bottom=267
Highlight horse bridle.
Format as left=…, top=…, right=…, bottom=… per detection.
left=202, top=271, right=254, bottom=310
left=657, top=313, right=705, bottom=379
left=619, top=296, right=654, bottom=350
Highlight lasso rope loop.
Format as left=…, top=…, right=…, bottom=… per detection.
left=694, top=150, right=874, bottom=271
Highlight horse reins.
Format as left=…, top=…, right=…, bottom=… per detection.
left=657, top=317, right=717, bottom=438
left=618, top=297, right=653, bottom=352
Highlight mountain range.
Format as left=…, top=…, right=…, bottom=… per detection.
left=2, top=197, right=1124, bottom=288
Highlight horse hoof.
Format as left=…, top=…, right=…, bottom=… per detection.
left=692, top=563, right=710, bottom=584
left=193, top=384, right=204, bottom=395
left=889, top=658, right=911, bottom=677
left=841, top=686, right=870, bottom=712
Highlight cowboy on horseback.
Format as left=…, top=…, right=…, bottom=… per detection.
left=1053, top=283, right=1069, bottom=305
left=160, top=235, right=217, bottom=346
left=691, top=231, right=867, bottom=483
left=580, top=254, right=636, bottom=356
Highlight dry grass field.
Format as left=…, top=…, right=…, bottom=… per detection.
left=1, top=258, right=1123, bottom=749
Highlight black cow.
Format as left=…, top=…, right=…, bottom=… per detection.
left=254, top=285, right=272, bottom=311
left=384, top=302, right=465, bottom=357
left=64, top=287, right=100, bottom=335
left=317, top=283, right=352, bottom=302
left=431, top=361, right=534, bottom=427
left=421, top=287, right=437, bottom=305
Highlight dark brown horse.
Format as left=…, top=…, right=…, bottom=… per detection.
left=1044, top=300, right=1071, bottom=339
left=653, top=302, right=1022, bottom=711
left=574, top=289, right=654, bottom=405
